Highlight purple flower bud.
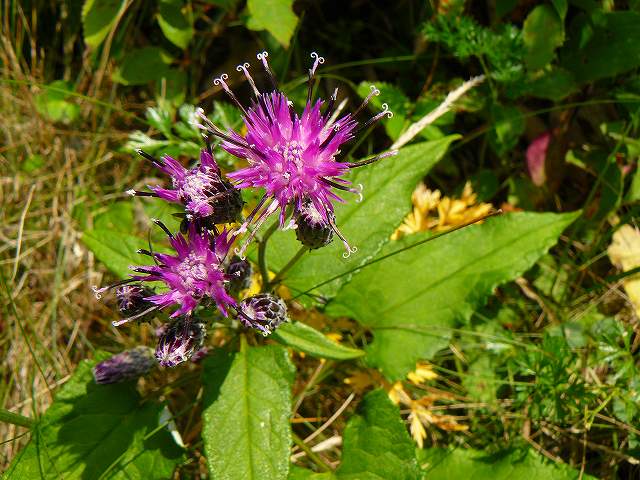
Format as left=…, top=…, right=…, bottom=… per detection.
left=295, top=199, right=335, bottom=250
left=225, top=256, right=253, bottom=295
left=93, top=347, right=156, bottom=384
left=237, top=293, right=288, bottom=336
left=116, top=284, right=155, bottom=321
left=190, top=347, right=210, bottom=363
left=155, top=318, right=206, bottom=367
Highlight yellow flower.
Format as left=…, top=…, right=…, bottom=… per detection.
left=407, top=362, right=438, bottom=385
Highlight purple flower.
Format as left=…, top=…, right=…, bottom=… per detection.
left=130, top=222, right=237, bottom=318
left=115, top=284, right=155, bottom=322
left=195, top=51, right=397, bottom=258
left=156, top=318, right=206, bottom=367
left=225, top=256, right=253, bottom=295
left=129, top=149, right=243, bottom=225
left=93, top=347, right=156, bottom=384
left=294, top=198, right=335, bottom=250
left=237, top=293, right=288, bottom=336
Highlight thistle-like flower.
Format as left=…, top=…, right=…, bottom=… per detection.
left=93, top=347, right=156, bottom=384
left=93, top=222, right=237, bottom=322
left=156, top=318, right=206, bottom=367
left=128, top=148, right=243, bottom=225
left=195, top=51, right=398, bottom=258
left=237, top=293, right=288, bottom=336
left=116, top=284, right=155, bottom=322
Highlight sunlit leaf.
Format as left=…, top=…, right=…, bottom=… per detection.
left=157, top=0, right=194, bottom=49
left=245, top=0, right=298, bottom=47
left=273, top=322, right=365, bottom=360
left=81, top=0, right=126, bottom=49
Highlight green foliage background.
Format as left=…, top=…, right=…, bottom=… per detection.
left=2, top=0, right=640, bottom=479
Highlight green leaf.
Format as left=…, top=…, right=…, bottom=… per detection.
left=34, top=80, right=80, bottom=124
left=157, top=0, right=194, bottom=49
left=94, top=202, right=135, bottom=233
left=156, top=69, right=188, bottom=108
left=81, top=0, right=126, bottom=49
left=523, top=5, right=564, bottom=70
left=524, top=67, right=577, bottom=101
left=326, top=211, right=580, bottom=380
left=202, top=344, right=295, bottom=480
left=4, top=354, right=183, bottom=479
left=273, top=322, right=365, bottom=360
left=265, top=136, right=460, bottom=303
left=245, top=0, right=298, bottom=47
left=112, top=47, right=173, bottom=86
left=561, top=11, right=640, bottom=83
left=489, top=104, right=525, bottom=156
left=418, top=447, right=596, bottom=479
left=289, top=466, right=335, bottom=479
left=82, top=229, right=150, bottom=278
left=336, top=389, right=420, bottom=480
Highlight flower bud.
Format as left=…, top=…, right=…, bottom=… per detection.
left=225, top=256, right=253, bottom=295
left=295, top=200, right=335, bottom=250
left=155, top=318, right=206, bottom=367
left=116, top=284, right=155, bottom=321
left=238, top=293, right=288, bottom=336
left=204, top=177, right=243, bottom=225
left=93, top=347, right=156, bottom=384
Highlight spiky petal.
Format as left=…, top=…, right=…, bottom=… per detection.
left=132, top=223, right=236, bottom=318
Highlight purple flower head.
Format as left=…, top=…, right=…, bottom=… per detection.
left=116, top=284, right=155, bottom=321
left=156, top=318, right=206, bottom=367
left=93, top=347, right=156, bottom=385
left=195, top=51, right=398, bottom=258
left=129, top=149, right=243, bottom=225
left=237, top=293, right=288, bottom=336
left=225, top=256, right=253, bottom=295
left=294, top=198, right=335, bottom=250
left=130, top=222, right=237, bottom=319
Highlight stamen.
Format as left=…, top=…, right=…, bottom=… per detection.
left=352, top=84, right=381, bottom=119
left=234, top=200, right=279, bottom=259
left=324, top=87, right=338, bottom=120
left=348, top=150, right=398, bottom=169
left=136, top=249, right=154, bottom=257
left=353, top=103, right=394, bottom=136
left=91, top=278, right=137, bottom=299
left=321, top=177, right=361, bottom=201
left=152, top=218, right=174, bottom=238
left=112, top=305, right=159, bottom=327
left=127, top=189, right=157, bottom=198
left=257, top=51, right=278, bottom=91
left=214, top=73, right=248, bottom=116
left=307, top=52, right=325, bottom=104
left=326, top=211, right=357, bottom=258
left=236, top=62, right=260, bottom=97
left=136, top=149, right=161, bottom=164
left=282, top=218, right=298, bottom=230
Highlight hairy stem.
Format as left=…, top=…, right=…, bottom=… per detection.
left=0, top=408, right=35, bottom=428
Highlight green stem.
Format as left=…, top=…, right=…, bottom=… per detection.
left=0, top=408, right=35, bottom=428
left=268, top=247, right=308, bottom=290
left=257, top=222, right=278, bottom=292
left=291, top=432, right=332, bottom=472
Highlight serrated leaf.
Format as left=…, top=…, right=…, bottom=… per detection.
left=273, top=322, right=364, bottom=360
left=418, top=447, right=595, bottom=479
left=336, top=389, right=420, bottom=480
left=202, top=344, right=295, bottom=480
left=4, top=354, right=183, bottom=479
left=81, top=0, right=126, bottom=49
left=265, top=136, right=460, bottom=303
left=157, top=0, right=194, bottom=49
left=326, top=211, right=580, bottom=380
left=523, top=5, right=564, bottom=70
left=245, top=0, right=298, bottom=47
left=82, top=229, right=150, bottom=278
left=112, top=47, right=173, bottom=86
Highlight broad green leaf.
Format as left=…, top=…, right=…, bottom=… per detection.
left=327, top=211, right=580, bottom=380
left=524, top=67, right=577, bottom=101
left=289, top=466, right=335, bottom=479
left=418, top=447, right=595, bottom=479
left=246, top=0, right=298, bottom=47
left=82, top=229, right=150, bottom=278
left=4, top=354, right=183, bottom=479
left=112, top=47, right=173, bottom=86
left=157, top=0, right=194, bottom=49
left=202, top=344, right=295, bottom=480
left=273, top=322, right=364, bottom=360
left=34, top=80, right=80, bottom=124
left=356, top=82, right=410, bottom=141
left=81, top=0, right=126, bottom=49
left=523, top=5, right=564, bottom=70
left=94, top=202, right=135, bottom=233
left=561, top=11, right=640, bottom=83
left=265, top=136, right=460, bottom=303
left=336, top=389, right=420, bottom=480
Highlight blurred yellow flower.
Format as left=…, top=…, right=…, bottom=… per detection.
left=392, top=181, right=493, bottom=240
left=407, top=362, right=438, bottom=385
